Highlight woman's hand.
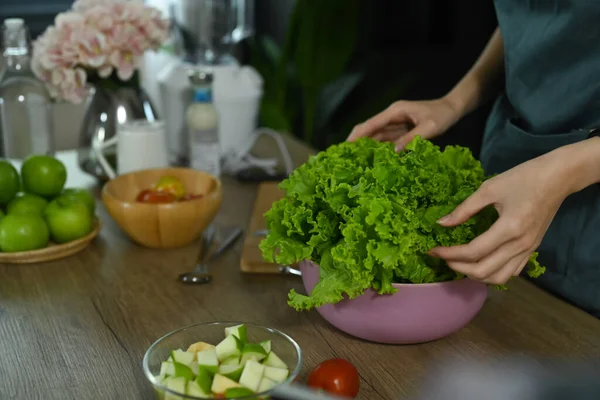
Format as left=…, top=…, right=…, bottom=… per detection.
left=429, top=150, right=576, bottom=285
left=347, top=97, right=462, bottom=151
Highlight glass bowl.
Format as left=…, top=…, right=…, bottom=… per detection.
left=143, top=322, right=303, bottom=399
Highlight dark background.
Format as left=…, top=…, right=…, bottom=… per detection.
left=0, top=0, right=498, bottom=156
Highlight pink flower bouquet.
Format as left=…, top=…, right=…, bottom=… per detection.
left=31, top=0, right=169, bottom=104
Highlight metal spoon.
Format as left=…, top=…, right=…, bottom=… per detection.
left=271, top=383, right=350, bottom=400
left=279, top=265, right=302, bottom=276
left=178, top=226, right=243, bottom=284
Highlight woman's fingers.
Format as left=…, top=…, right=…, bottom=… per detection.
left=436, top=186, right=492, bottom=228
left=373, top=130, right=406, bottom=143
left=483, top=252, right=531, bottom=285
left=431, top=216, right=521, bottom=262
left=444, top=239, right=528, bottom=282
left=393, top=119, right=441, bottom=151
left=347, top=105, right=409, bottom=141
left=512, top=256, right=530, bottom=276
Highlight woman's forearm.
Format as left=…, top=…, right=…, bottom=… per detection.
left=444, top=27, right=505, bottom=118
left=555, top=136, right=600, bottom=195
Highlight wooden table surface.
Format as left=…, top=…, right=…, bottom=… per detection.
left=1, top=137, right=600, bottom=400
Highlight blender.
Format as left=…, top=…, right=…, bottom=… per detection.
left=157, top=0, right=257, bottom=165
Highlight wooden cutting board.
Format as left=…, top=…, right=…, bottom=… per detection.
left=240, top=182, right=285, bottom=273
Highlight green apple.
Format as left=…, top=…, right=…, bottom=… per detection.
left=260, top=340, right=272, bottom=353
left=239, top=360, right=265, bottom=392
left=60, top=188, right=96, bottom=214
left=0, top=214, right=49, bottom=252
left=225, top=387, right=255, bottom=398
left=263, top=351, right=287, bottom=369
left=220, top=355, right=240, bottom=366
left=215, top=333, right=243, bottom=362
left=218, top=364, right=244, bottom=382
left=0, top=160, right=19, bottom=206
left=44, top=195, right=93, bottom=244
left=195, top=366, right=214, bottom=394
left=225, top=324, right=248, bottom=343
left=6, top=193, right=48, bottom=216
left=258, top=377, right=277, bottom=393
left=196, top=348, right=219, bottom=373
left=186, top=380, right=209, bottom=397
left=240, top=343, right=268, bottom=365
left=21, top=155, right=67, bottom=198
left=211, top=374, right=242, bottom=394
left=165, top=376, right=187, bottom=399
left=264, top=366, right=289, bottom=384
left=171, top=349, right=195, bottom=368
left=173, top=361, right=194, bottom=381
left=160, top=361, right=175, bottom=377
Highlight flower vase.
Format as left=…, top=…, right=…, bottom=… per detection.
left=77, top=82, right=159, bottom=181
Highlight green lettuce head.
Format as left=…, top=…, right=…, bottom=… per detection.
left=260, top=137, right=544, bottom=311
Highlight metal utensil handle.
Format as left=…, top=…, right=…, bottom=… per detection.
left=271, top=383, right=351, bottom=400
left=199, top=225, right=217, bottom=263
left=207, top=227, right=243, bottom=262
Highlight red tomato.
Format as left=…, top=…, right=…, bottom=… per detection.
left=179, top=193, right=204, bottom=201
left=136, top=189, right=177, bottom=203
left=307, top=358, right=360, bottom=398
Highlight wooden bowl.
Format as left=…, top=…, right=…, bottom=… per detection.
left=101, top=168, right=222, bottom=249
left=0, top=217, right=102, bottom=264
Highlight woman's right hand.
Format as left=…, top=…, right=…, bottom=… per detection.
left=347, top=97, right=462, bottom=151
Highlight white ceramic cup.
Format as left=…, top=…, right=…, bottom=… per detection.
left=93, top=120, right=169, bottom=180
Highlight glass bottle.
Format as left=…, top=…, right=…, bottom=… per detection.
left=186, top=69, right=221, bottom=177
left=0, top=18, right=54, bottom=158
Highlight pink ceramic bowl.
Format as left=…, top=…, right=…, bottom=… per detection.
left=300, top=260, right=488, bottom=344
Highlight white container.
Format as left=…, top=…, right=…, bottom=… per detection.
left=93, top=120, right=169, bottom=179
left=157, top=60, right=263, bottom=164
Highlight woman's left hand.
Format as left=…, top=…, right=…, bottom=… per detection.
left=429, top=151, right=574, bottom=285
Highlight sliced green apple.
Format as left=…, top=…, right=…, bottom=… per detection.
left=221, top=355, right=241, bottom=365
left=258, top=377, right=278, bottom=393
left=196, top=348, right=219, bottom=373
left=224, top=324, right=248, bottom=343
left=259, top=340, right=271, bottom=353
left=187, top=380, right=210, bottom=398
left=173, top=361, right=195, bottom=381
left=171, top=349, right=195, bottom=368
left=264, top=366, right=289, bottom=384
left=218, top=363, right=244, bottom=382
left=165, top=376, right=187, bottom=399
left=160, top=361, right=175, bottom=377
left=240, top=343, right=268, bottom=365
left=239, top=360, right=265, bottom=392
left=195, top=366, right=214, bottom=394
left=224, top=387, right=255, bottom=398
left=262, top=351, right=287, bottom=369
left=215, top=334, right=243, bottom=362
left=211, top=373, right=243, bottom=394
left=187, top=341, right=216, bottom=353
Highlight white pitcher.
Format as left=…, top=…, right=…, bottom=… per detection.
left=93, top=120, right=169, bottom=180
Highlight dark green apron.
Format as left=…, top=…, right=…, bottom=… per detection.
left=481, top=1, right=600, bottom=318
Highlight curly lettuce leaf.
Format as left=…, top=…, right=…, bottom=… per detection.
left=259, top=136, right=544, bottom=311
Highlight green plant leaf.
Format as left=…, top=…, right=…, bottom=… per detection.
left=292, top=0, right=361, bottom=142
left=338, top=75, right=412, bottom=136
left=261, top=36, right=282, bottom=67
left=259, top=99, right=291, bottom=132
left=314, top=70, right=365, bottom=133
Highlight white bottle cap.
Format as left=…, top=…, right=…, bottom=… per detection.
left=3, top=18, right=28, bottom=53
left=4, top=18, right=24, bottom=30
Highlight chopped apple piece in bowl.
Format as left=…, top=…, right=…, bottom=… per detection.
left=143, top=322, right=302, bottom=399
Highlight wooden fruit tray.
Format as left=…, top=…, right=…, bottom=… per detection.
left=0, top=217, right=102, bottom=264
